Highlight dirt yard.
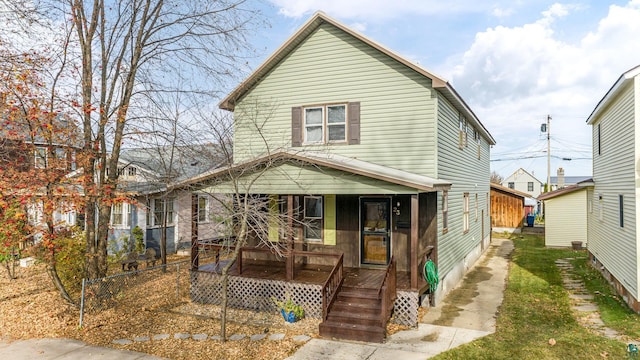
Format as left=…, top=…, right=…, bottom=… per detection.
left=0, top=260, right=321, bottom=360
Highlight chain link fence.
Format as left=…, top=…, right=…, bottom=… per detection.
left=79, top=259, right=191, bottom=327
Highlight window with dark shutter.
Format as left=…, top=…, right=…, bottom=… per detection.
left=292, top=102, right=360, bottom=145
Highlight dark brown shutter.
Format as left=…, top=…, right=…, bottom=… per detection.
left=291, top=106, right=302, bottom=147
left=348, top=102, right=360, bottom=145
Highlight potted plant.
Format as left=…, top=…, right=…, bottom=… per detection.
left=273, top=295, right=304, bottom=323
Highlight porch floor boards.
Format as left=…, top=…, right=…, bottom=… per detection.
left=198, top=258, right=419, bottom=291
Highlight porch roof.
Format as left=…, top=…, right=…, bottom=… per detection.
left=174, top=149, right=451, bottom=193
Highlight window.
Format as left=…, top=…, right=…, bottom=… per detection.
left=527, top=182, right=534, bottom=191
left=303, top=196, right=323, bottom=241
left=463, top=193, right=469, bottom=232
left=127, top=167, right=137, bottom=177
left=197, top=196, right=209, bottom=223
left=54, top=148, right=67, bottom=169
left=112, top=203, right=124, bottom=226
left=508, top=182, right=514, bottom=189
left=442, top=191, right=449, bottom=233
left=111, top=203, right=130, bottom=227
left=458, top=116, right=468, bottom=149
left=304, top=104, right=346, bottom=144
left=34, top=146, right=47, bottom=168
left=149, top=198, right=174, bottom=227
left=619, top=195, right=624, bottom=227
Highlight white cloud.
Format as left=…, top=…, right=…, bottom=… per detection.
left=442, top=1, right=640, bottom=177
left=269, top=0, right=514, bottom=20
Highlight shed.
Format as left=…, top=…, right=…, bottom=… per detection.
left=537, top=179, right=593, bottom=248
left=490, top=183, right=529, bottom=233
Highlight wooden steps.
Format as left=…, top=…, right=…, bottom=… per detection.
left=319, top=286, right=387, bottom=343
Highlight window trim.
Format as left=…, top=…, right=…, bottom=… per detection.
left=111, top=202, right=130, bottom=227
left=303, top=103, right=348, bottom=145
left=527, top=182, right=534, bottom=192
left=197, top=195, right=209, bottom=223
left=463, top=192, right=470, bottom=233
left=474, top=193, right=478, bottom=222
left=34, top=146, right=47, bottom=169
left=147, top=198, right=175, bottom=227
left=303, top=195, right=323, bottom=242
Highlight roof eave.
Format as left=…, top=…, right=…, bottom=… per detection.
left=587, top=64, right=640, bottom=125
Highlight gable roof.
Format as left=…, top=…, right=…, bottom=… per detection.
left=587, top=64, right=640, bottom=125
left=219, top=11, right=495, bottom=145
left=503, top=167, right=543, bottom=184
left=174, top=149, right=451, bottom=193
left=537, top=178, right=594, bottom=201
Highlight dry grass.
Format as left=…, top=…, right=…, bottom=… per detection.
left=0, top=258, right=320, bottom=360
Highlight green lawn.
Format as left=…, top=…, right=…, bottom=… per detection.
left=432, top=233, right=638, bottom=360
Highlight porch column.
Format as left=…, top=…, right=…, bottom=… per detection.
left=286, top=195, right=294, bottom=281
left=411, top=194, right=419, bottom=289
left=191, top=193, right=199, bottom=271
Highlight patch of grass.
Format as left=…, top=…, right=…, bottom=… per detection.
left=571, top=256, right=640, bottom=338
left=432, top=233, right=627, bottom=359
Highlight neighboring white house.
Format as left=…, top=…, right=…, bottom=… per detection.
left=537, top=179, right=593, bottom=248
left=502, top=168, right=544, bottom=200
left=586, top=64, right=640, bottom=312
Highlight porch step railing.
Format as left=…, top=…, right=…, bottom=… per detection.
left=321, top=253, right=344, bottom=321
left=378, top=256, right=397, bottom=327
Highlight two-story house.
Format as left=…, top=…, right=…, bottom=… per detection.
left=586, top=64, right=640, bottom=312
left=502, top=168, right=544, bottom=199
left=186, top=12, right=495, bottom=342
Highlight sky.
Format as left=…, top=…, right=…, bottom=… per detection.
left=246, top=0, right=640, bottom=182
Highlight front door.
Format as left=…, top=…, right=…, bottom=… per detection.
left=360, top=198, right=391, bottom=265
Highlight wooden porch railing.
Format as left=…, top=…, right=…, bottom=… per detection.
left=321, top=253, right=344, bottom=321
left=378, top=256, right=397, bottom=327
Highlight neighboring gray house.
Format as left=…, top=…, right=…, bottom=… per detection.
left=109, top=145, right=227, bottom=254
left=586, top=64, right=640, bottom=312
left=549, top=167, right=591, bottom=191
left=186, top=11, right=496, bottom=341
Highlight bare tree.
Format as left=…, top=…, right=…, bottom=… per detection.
left=58, top=0, right=263, bottom=279
left=490, top=171, right=503, bottom=184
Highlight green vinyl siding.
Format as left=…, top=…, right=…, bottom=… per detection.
left=324, top=194, right=336, bottom=245
left=232, top=23, right=438, bottom=178
left=202, top=163, right=418, bottom=195
left=435, top=92, right=491, bottom=277
left=589, top=79, right=638, bottom=299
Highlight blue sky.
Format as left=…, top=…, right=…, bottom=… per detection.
left=246, top=0, right=640, bottom=182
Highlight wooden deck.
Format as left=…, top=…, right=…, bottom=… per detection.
left=198, top=258, right=422, bottom=291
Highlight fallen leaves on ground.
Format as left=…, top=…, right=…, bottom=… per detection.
left=0, top=260, right=319, bottom=360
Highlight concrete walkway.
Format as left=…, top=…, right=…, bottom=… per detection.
left=288, top=238, right=513, bottom=359
left=0, top=338, right=165, bottom=359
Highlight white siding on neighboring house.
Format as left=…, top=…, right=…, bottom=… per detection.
left=544, top=189, right=588, bottom=247
left=589, top=78, right=638, bottom=299
left=502, top=168, right=543, bottom=199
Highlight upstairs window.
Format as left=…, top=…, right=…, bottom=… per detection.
left=34, top=147, right=47, bottom=168
left=292, top=102, right=360, bottom=146
left=304, top=104, right=347, bottom=144
left=508, top=182, right=514, bottom=189
left=527, top=182, right=534, bottom=191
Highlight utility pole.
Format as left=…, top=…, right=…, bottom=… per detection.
left=546, top=114, right=551, bottom=193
